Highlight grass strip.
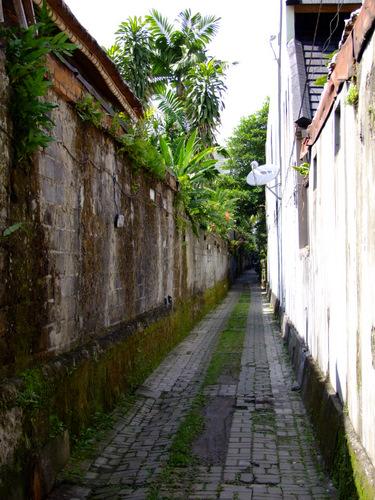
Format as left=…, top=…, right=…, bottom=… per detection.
left=204, top=292, right=249, bottom=386
left=167, top=393, right=206, bottom=467
left=147, top=291, right=250, bottom=498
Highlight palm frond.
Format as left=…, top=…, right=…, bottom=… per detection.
left=156, top=89, right=186, bottom=131
left=181, top=129, right=198, bottom=170
left=146, top=9, right=174, bottom=46
left=195, top=15, right=220, bottom=44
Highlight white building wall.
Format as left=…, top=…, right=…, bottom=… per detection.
left=266, top=2, right=375, bottom=467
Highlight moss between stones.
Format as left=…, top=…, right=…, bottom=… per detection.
left=1, top=162, right=50, bottom=378
left=301, top=356, right=375, bottom=500
left=0, top=279, right=228, bottom=499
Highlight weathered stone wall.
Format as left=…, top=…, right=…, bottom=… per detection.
left=0, top=53, right=229, bottom=375
left=0, top=279, right=228, bottom=499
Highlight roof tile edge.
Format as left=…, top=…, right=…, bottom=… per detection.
left=32, top=0, right=143, bottom=121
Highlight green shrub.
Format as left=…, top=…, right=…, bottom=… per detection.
left=2, top=5, right=75, bottom=163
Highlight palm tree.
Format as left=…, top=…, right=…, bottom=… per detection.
left=107, top=17, right=153, bottom=104
left=159, top=129, right=219, bottom=230
left=109, top=10, right=227, bottom=146
left=146, top=9, right=220, bottom=93
left=159, top=129, right=217, bottom=181
left=185, top=58, right=227, bottom=146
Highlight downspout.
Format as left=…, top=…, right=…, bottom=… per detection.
left=277, top=0, right=284, bottom=307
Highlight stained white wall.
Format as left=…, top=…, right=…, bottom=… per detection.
left=266, top=2, right=375, bottom=467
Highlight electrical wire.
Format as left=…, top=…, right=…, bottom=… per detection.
left=321, top=0, right=345, bottom=54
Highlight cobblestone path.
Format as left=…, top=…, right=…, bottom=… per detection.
left=50, top=272, right=335, bottom=499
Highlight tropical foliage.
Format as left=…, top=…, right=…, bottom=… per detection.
left=108, top=10, right=268, bottom=257
left=108, top=9, right=227, bottom=145
left=159, top=129, right=220, bottom=232
left=224, top=100, right=269, bottom=260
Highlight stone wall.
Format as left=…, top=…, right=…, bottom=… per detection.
left=0, top=50, right=11, bottom=358
left=0, top=52, right=229, bottom=375
left=0, top=51, right=230, bottom=498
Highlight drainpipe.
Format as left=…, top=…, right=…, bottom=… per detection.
left=277, top=0, right=284, bottom=308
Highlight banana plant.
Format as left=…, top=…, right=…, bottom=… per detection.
left=159, top=129, right=226, bottom=233
left=159, top=129, right=217, bottom=183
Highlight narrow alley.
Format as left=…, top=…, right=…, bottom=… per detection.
left=49, top=272, right=335, bottom=500
left=2, top=2, right=375, bottom=498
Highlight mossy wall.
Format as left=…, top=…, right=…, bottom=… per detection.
left=0, top=52, right=229, bottom=377
left=0, top=279, right=228, bottom=499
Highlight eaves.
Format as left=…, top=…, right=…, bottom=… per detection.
left=287, top=0, right=359, bottom=4
left=32, top=0, right=143, bottom=121
left=300, top=0, right=375, bottom=158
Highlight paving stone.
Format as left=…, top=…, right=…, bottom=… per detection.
left=49, top=272, right=336, bottom=500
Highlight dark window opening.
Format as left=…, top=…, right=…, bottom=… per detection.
left=294, top=12, right=352, bottom=117
left=295, top=13, right=350, bottom=46
left=334, top=104, right=341, bottom=156
left=313, top=154, right=318, bottom=191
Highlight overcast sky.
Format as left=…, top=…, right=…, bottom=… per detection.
left=64, top=0, right=279, bottom=145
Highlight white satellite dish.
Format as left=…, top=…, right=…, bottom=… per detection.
left=246, top=162, right=279, bottom=186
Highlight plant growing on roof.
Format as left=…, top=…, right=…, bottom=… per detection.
left=346, top=82, right=359, bottom=106
left=292, top=162, right=310, bottom=177
left=313, top=50, right=338, bottom=87
left=75, top=94, right=104, bottom=127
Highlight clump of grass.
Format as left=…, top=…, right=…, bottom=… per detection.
left=204, top=293, right=249, bottom=385
left=346, top=82, right=359, bottom=106
left=61, top=394, right=136, bottom=482
left=16, top=368, right=50, bottom=411
left=168, top=393, right=205, bottom=467
left=75, top=94, right=104, bottom=128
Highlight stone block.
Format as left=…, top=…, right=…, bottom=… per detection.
left=41, top=177, right=57, bottom=205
